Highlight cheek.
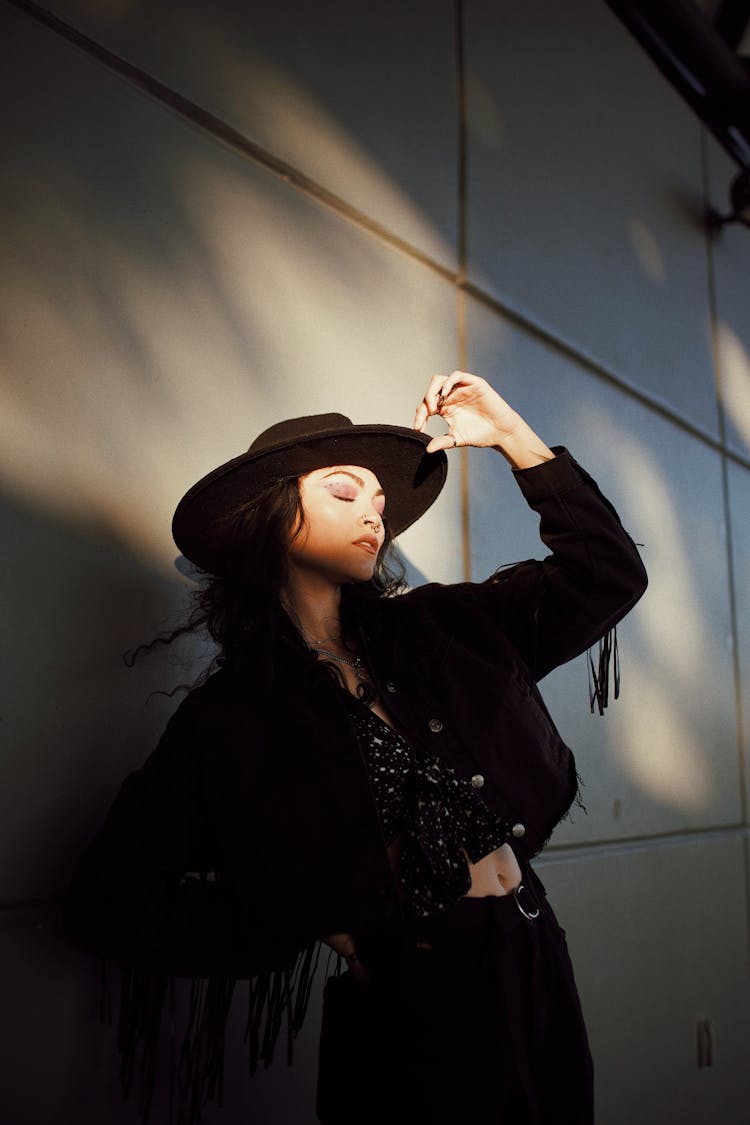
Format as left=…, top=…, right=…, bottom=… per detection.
left=288, top=507, right=342, bottom=562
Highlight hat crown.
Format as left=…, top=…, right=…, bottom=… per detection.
left=249, top=413, right=353, bottom=454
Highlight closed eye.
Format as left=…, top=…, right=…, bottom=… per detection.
left=322, top=474, right=385, bottom=509
left=325, top=483, right=358, bottom=502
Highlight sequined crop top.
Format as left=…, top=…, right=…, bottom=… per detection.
left=344, top=693, right=509, bottom=919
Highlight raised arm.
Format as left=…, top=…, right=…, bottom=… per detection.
left=414, top=372, right=647, bottom=680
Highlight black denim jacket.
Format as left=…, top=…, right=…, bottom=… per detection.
left=63, top=448, right=647, bottom=1114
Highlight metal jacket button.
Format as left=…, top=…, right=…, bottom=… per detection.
left=428, top=718, right=443, bottom=733
left=511, top=822, right=526, bottom=838
left=385, top=682, right=397, bottom=693
left=470, top=774, right=485, bottom=788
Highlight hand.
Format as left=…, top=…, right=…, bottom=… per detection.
left=413, top=370, right=554, bottom=470
left=322, top=931, right=371, bottom=987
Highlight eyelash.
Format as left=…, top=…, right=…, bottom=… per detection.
left=329, top=487, right=385, bottom=512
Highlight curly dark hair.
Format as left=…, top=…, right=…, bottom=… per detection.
left=127, top=475, right=406, bottom=698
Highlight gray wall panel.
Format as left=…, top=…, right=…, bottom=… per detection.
left=36, top=0, right=458, bottom=268
left=538, top=836, right=750, bottom=1125
left=0, top=5, right=460, bottom=900
left=727, top=461, right=750, bottom=819
left=466, top=296, right=740, bottom=843
left=464, top=0, right=718, bottom=435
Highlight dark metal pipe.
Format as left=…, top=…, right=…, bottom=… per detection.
left=714, top=0, right=750, bottom=52
left=605, top=0, right=750, bottom=165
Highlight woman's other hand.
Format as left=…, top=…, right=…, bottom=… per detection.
left=322, top=931, right=372, bottom=987
left=413, top=370, right=554, bottom=470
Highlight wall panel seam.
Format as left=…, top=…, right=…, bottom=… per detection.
left=460, top=281, right=750, bottom=469
left=3, top=0, right=458, bottom=283
left=540, top=824, right=748, bottom=864
left=454, top=0, right=472, bottom=581
left=702, top=127, right=750, bottom=971
left=701, top=127, right=747, bottom=822
left=6, top=0, right=750, bottom=477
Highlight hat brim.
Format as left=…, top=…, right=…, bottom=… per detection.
left=172, top=423, right=448, bottom=575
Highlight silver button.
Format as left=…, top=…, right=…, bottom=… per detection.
left=428, top=718, right=443, bottom=733
left=385, top=682, right=397, bottom=693
left=470, top=774, right=485, bottom=789
left=511, top=822, right=526, bottom=838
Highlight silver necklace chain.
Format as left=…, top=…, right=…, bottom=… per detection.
left=311, top=646, right=364, bottom=670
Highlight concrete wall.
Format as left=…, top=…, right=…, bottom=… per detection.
left=2, top=1, right=749, bottom=1122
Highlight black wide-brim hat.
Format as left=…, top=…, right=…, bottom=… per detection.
left=172, top=412, right=448, bottom=575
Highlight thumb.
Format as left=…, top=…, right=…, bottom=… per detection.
left=425, top=432, right=458, bottom=454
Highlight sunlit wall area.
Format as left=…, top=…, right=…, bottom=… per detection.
left=463, top=9, right=750, bottom=1122
left=1, top=0, right=749, bottom=1122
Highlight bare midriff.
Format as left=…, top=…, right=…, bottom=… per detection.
left=385, top=835, right=522, bottom=902
left=369, top=696, right=523, bottom=900
left=462, top=840, right=523, bottom=895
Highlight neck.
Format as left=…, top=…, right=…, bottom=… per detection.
left=281, top=567, right=344, bottom=647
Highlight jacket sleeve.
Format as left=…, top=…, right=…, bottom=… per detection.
left=63, top=695, right=300, bottom=979
left=477, top=446, right=648, bottom=681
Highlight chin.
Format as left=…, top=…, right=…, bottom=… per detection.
left=350, top=569, right=376, bottom=585
left=343, top=563, right=377, bottom=585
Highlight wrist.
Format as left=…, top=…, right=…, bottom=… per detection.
left=492, top=419, right=555, bottom=470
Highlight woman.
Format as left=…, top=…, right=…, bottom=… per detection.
left=64, top=371, right=647, bottom=1125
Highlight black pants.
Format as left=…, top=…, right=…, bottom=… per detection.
left=316, top=874, right=593, bottom=1125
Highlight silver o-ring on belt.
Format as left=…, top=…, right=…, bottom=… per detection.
left=513, top=882, right=540, bottom=920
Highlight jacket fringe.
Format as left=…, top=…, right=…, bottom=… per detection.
left=101, top=938, right=338, bottom=1124
left=117, top=962, right=168, bottom=1122
left=587, top=625, right=620, bottom=715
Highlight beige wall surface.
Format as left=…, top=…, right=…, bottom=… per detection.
left=2, top=1, right=749, bottom=1123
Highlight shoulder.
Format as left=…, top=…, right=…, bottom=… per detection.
left=378, top=573, right=529, bottom=646
left=158, top=665, right=255, bottom=748
left=383, top=563, right=533, bottom=616
left=169, top=665, right=235, bottom=719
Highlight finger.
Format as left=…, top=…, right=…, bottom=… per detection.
left=439, top=371, right=477, bottom=404
left=414, top=378, right=445, bottom=430
left=425, top=432, right=459, bottom=454
left=423, top=373, right=452, bottom=416
left=416, top=372, right=471, bottom=431
left=435, top=371, right=473, bottom=412
left=437, top=378, right=456, bottom=405
left=446, top=369, right=476, bottom=388
left=413, top=400, right=429, bottom=431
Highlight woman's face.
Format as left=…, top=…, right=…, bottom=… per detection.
left=288, top=464, right=387, bottom=585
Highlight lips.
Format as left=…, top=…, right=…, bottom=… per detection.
left=353, top=535, right=379, bottom=555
